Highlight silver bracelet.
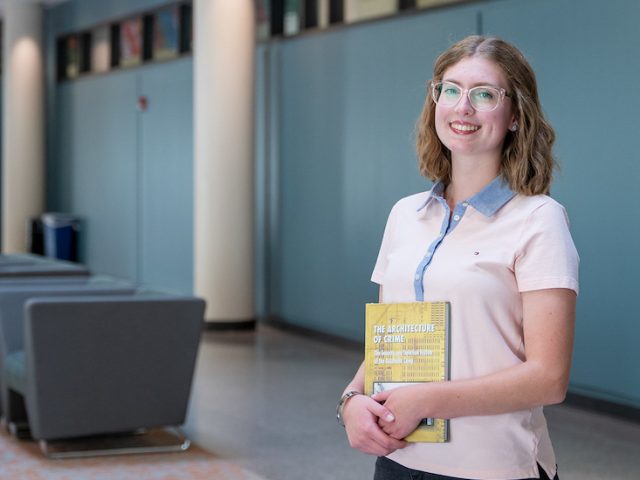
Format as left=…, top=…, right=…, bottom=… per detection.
left=336, top=390, right=362, bottom=427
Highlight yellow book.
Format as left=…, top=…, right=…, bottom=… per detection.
left=364, top=302, right=450, bottom=442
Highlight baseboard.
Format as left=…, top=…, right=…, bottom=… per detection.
left=262, top=316, right=363, bottom=351
left=204, top=319, right=256, bottom=331
left=564, top=392, right=640, bottom=423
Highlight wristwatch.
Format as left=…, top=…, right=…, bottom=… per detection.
left=336, top=390, right=362, bottom=427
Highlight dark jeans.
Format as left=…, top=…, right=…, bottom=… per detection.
left=374, top=457, right=559, bottom=480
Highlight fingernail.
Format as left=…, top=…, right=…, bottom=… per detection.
left=386, top=413, right=395, bottom=422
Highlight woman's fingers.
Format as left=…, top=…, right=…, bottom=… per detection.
left=344, top=395, right=407, bottom=456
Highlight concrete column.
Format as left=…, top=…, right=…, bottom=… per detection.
left=1, top=0, right=44, bottom=253
left=193, top=0, right=256, bottom=325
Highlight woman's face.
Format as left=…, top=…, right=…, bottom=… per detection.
left=434, top=56, right=515, bottom=164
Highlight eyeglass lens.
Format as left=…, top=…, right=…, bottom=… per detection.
left=433, top=82, right=502, bottom=111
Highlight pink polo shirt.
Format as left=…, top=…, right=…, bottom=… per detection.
left=371, top=176, right=579, bottom=480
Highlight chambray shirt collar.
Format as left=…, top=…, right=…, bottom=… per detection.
left=417, top=175, right=515, bottom=217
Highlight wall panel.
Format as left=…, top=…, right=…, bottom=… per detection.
left=53, top=73, right=138, bottom=279
left=46, top=0, right=195, bottom=292
left=482, top=0, right=640, bottom=410
left=139, top=58, right=194, bottom=293
left=271, top=6, right=478, bottom=339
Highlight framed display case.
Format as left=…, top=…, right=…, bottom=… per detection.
left=153, top=6, right=180, bottom=60
left=119, top=17, right=143, bottom=68
left=56, top=2, right=194, bottom=82
left=344, top=0, right=397, bottom=23
left=57, top=33, right=91, bottom=80
left=91, top=25, right=111, bottom=73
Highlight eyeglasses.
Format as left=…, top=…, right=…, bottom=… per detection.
left=431, top=81, right=511, bottom=112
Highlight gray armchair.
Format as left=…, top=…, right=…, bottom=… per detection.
left=4, top=294, right=204, bottom=457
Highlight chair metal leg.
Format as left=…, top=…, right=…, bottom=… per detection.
left=8, top=420, right=31, bottom=439
left=38, top=426, right=191, bottom=459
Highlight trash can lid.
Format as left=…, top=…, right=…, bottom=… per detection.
left=41, top=213, right=81, bottom=228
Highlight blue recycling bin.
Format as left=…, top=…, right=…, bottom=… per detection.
left=41, top=213, right=81, bottom=262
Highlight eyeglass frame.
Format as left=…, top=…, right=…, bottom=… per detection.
left=430, top=80, right=512, bottom=112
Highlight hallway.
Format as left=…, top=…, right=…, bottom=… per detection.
left=184, top=325, right=640, bottom=480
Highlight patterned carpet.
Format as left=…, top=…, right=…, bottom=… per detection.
left=0, top=430, right=267, bottom=480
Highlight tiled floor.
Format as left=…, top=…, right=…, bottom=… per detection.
left=184, top=324, right=640, bottom=480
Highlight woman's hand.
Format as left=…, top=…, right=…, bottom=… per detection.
left=372, top=386, right=429, bottom=440
left=342, top=394, right=408, bottom=456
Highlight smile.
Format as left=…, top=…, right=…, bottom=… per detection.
left=450, top=122, right=480, bottom=134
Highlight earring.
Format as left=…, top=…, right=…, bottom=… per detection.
left=509, top=122, right=518, bottom=132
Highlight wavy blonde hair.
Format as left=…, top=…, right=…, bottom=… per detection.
left=416, top=36, right=556, bottom=195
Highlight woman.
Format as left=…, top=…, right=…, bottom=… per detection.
left=337, top=36, right=579, bottom=480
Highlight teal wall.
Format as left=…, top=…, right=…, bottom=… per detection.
left=45, top=0, right=639, bottom=408
left=53, top=71, right=139, bottom=279
left=0, top=78, right=3, bottom=243
left=481, top=0, right=640, bottom=410
left=268, top=6, right=477, bottom=339
left=263, top=0, right=640, bottom=409
left=45, top=0, right=193, bottom=293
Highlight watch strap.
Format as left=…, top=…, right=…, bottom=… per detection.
left=336, top=390, right=362, bottom=426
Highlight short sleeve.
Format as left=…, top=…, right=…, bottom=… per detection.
left=514, top=200, right=579, bottom=294
left=371, top=202, right=400, bottom=285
